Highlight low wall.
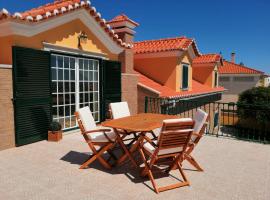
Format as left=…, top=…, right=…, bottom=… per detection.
left=0, top=68, right=15, bottom=150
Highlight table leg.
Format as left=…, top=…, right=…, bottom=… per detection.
left=114, top=128, right=138, bottom=168
left=117, top=132, right=145, bottom=166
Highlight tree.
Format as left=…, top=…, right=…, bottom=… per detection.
left=237, top=86, right=270, bottom=123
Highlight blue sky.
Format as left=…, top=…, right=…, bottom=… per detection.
left=1, top=0, right=269, bottom=73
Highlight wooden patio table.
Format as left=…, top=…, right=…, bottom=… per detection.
left=101, top=113, right=179, bottom=168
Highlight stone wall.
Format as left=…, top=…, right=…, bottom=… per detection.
left=121, top=73, right=138, bottom=115
left=0, top=68, right=15, bottom=150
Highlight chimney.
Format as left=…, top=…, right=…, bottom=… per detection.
left=231, top=52, right=235, bottom=63
left=107, top=14, right=139, bottom=74
left=107, top=14, right=139, bottom=44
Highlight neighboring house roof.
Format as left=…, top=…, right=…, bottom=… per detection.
left=193, top=54, right=223, bottom=64
left=137, top=71, right=225, bottom=99
left=0, top=0, right=131, bottom=49
left=107, top=14, right=139, bottom=26
left=219, top=61, right=264, bottom=74
left=133, top=36, right=201, bottom=56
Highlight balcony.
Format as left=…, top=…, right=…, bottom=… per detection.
left=0, top=130, right=269, bottom=199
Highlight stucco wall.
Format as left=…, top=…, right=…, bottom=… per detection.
left=0, top=68, right=15, bottom=150
left=219, top=74, right=261, bottom=94
left=192, top=63, right=218, bottom=88
left=134, top=52, right=192, bottom=92
left=0, top=19, right=119, bottom=65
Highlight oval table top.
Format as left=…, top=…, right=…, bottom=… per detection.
left=101, top=113, right=179, bottom=132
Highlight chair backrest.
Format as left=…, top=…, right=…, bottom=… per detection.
left=109, top=102, right=130, bottom=119
left=191, top=109, right=209, bottom=142
left=157, top=118, right=194, bottom=155
left=75, top=106, right=96, bottom=132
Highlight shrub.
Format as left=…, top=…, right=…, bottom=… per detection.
left=49, top=121, right=62, bottom=132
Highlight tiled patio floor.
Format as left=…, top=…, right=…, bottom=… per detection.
left=0, top=132, right=270, bottom=200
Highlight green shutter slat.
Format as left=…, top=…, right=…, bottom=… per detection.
left=100, top=60, right=121, bottom=121
left=12, top=46, right=51, bottom=146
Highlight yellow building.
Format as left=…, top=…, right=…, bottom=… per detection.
left=0, top=0, right=138, bottom=149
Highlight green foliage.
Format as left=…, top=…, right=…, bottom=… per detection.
left=237, top=86, right=270, bottom=124
left=49, top=121, right=62, bottom=132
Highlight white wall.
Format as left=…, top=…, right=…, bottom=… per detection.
left=219, top=74, right=262, bottom=95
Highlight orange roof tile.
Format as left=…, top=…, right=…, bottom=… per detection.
left=219, top=61, right=264, bottom=74
left=137, top=71, right=225, bottom=99
left=0, top=0, right=132, bottom=49
left=107, top=14, right=139, bottom=26
left=193, top=54, right=222, bottom=64
left=133, top=37, right=200, bottom=55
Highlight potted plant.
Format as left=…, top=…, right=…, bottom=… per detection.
left=48, top=121, right=63, bottom=142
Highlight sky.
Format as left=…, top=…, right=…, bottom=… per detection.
left=0, top=0, right=269, bottom=73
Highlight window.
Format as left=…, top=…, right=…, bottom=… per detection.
left=182, top=64, right=189, bottom=90
left=51, top=54, right=100, bottom=130
left=233, top=76, right=255, bottom=82
left=219, top=76, right=230, bottom=82
left=214, top=71, right=218, bottom=87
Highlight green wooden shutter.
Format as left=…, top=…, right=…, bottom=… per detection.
left=182, top=65, right=189, bottom=89
left=100, top=60, right=121, bottom=121
left=12, top=46, right=51, bottom=146
left=214, top=71, right=218, bottom=87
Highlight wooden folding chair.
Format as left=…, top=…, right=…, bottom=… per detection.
left=75, top=106, right=118, bottom=170
left=184, top=109, right=209, bottom=172
left=138, top=118, right=194, bottom=193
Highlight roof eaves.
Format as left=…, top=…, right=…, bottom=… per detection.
left=0, top=0, right=132, bottom=49
left=137, top=83, right=161, bottom=95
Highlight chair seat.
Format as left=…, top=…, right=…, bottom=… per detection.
left=88, top=129, right=117, bottom=142
left=143, top=140, right=183, bottom=156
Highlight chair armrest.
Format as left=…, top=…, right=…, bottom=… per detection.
left=192, top=133, right=201, bottom=137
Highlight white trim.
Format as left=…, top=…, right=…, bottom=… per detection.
left=134, top=50, right=183, bottom=59
left=0, top=64, right=12, bottom=69
left=121, top=73, right=139, bottom=77
left=137, top=83, right=161, bottom=95
left=114, top=27, right=136, bottom=35
left=187, top=45, right=197, bottom=60
left=0, top=9, right=124, bottom=54
left=43, top=42, right=109, bottom=60
left=109, top=21, right=137, bottom=29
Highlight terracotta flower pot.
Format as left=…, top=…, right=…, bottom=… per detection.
left=48, top=130, right=63, bottom=142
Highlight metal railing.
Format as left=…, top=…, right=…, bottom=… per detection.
left=145, top=96, right=270, bottom=144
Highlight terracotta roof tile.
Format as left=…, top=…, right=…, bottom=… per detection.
left=133, top=37, right=200, bottom=55
left=0, top=0, right=131, bottom=49
left=107, top=14, right=139, bottom=26
left=219, top=61, right=264, bottom=74
left=193, top=54, right=222, bottom=64
left=137, top=71, right=225, bottom=99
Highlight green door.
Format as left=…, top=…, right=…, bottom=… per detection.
left=100, top=60, right=121, bottom=121
left=12, top=46, right=52, bottom=146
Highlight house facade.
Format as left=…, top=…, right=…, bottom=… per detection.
left=0, top=0, right=138, bottom=150
left=218, top=54, right=264, bottom=102
left=133, top=38, right=225, bottom=113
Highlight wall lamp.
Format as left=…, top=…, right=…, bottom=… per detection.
left=78, top=31, right=88, bottom=47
